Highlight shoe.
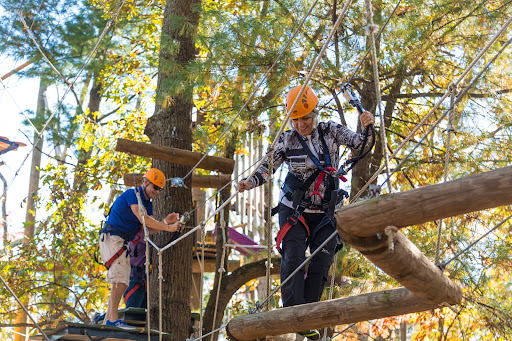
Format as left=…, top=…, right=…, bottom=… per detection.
left=298, top=329, right=321, bottom=340
left=105, top=319, right=138, bottom=330
left=92, top=312, right=105, bottom=324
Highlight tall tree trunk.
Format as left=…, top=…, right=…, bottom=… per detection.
left=14, top=79, right=47, bottom=341
left=145, top=0, right=201, bottom=339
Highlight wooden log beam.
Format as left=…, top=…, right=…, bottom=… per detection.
left=336, top=165, right=512, bottom=237
left=116, top=138, right=235, bottom=174
left=226, top=287, right=439, bottom=341
left=123, top=173, right=231, bottom=189
left=341, top=230, right=462, bottom=306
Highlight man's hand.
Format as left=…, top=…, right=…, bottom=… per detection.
left=167, top=222, right=180, bottom=232
left=164, top=212, right=180, bottom=224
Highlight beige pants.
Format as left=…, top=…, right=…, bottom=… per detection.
left=99, top=233, right=131, bottom=285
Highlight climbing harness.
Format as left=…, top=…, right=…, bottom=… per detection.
left=275, top=127, right=349, bottom=252
left=103, top=242, right=127, bottom=270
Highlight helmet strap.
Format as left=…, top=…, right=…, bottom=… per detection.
left=142, top=179, right=150, bottom=200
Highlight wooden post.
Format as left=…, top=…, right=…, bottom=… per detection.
left=226, top=287, right=439, bottom=341
left=123, top=173, right=231, bottom=189
left=335, top=165, right=512, bottom=237
left=342, top=229, right=462, bottom=305
left=116, top=138, right=235, bottom=174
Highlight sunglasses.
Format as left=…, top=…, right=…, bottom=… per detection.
left=153, top=184, right=162, bottom=191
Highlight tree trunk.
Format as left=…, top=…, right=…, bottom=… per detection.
left=144, top=0, right=201, bottom=339
left=14, top=79, right=47, bottom=341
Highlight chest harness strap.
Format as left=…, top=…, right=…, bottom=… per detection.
left=275, top=128, right=344, bottom=252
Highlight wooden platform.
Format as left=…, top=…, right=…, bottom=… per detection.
left=29, top=322, right=169, bottom=340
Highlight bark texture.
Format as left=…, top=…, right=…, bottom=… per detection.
left=144, top=0, right=201, bottom=339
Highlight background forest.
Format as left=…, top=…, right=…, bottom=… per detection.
left=1, top=0, right=512, bottom=340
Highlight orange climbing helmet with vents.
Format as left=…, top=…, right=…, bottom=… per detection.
left=285, top=85, right=319, bottom=119
left=144, top=168, right=165, bottom=188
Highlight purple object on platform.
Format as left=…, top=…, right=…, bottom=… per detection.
left=213, top=227, right=265, bottom=255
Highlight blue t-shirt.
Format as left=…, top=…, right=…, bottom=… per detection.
left=106, top=186, right=153, bottom=240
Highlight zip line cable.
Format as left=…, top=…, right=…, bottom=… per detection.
left=439, top=211, right=512, bottom=269
left=350, top=13, right=512, bottom=203
left=377, top=33, right=512, bottom=191
left=0, top=275, right=51, bottom=341
left=6, top=0, right=128, bottom=194
left=179, top=0, right=322, bottom=183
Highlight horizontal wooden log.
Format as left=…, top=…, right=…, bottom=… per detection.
left=336, top=165, right=512, bottom=237
left=345, top=230, right=462, bottom=306
left=123, top=173, right=231, bottom=189
left=226, top=287, right=439, bottom=341
left=116, top=138, right=234, bottom=174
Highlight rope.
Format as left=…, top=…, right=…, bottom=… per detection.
left=434, top=85, right=458, bottom=264
left=322, top=252, right=338, bottom=341
left=0, top=274, right=51, bottom=341
left=120, top=0, right=356, bottom=257
left=439, top=211, right=512, bottom=269
left=134, top=186, right=153, bottom=337
left=365, top=0, right=392, bottom=194
left=265, top=147, right=274, bottom=312
left=210, top=210, right=227, bottom=341
left=156, top=251, right=162, bottom=340
left=351, top=14, right=512, bottom=203
left=198, top=223, right=207, bottom=338
left=347, top=0, right=402, bottom=84
left=6, top=0, right=129, bottom=193
left=318, top=0, right=403, bottom=112
left=179, top=0, right=322, bottom=182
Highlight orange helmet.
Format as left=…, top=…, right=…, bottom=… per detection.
left=144, top=168, right=165, bottom=188
left=286, top=85, right=319, bottom=119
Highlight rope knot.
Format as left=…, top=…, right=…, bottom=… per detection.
left=384, top=225, right=398, bottom=251
left=447, top=82, right=459, bottom=95
left=366, top=24, right=379, bottom=35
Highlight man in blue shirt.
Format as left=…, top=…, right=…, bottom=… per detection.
left=99, top=168, right=180, bottom=329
